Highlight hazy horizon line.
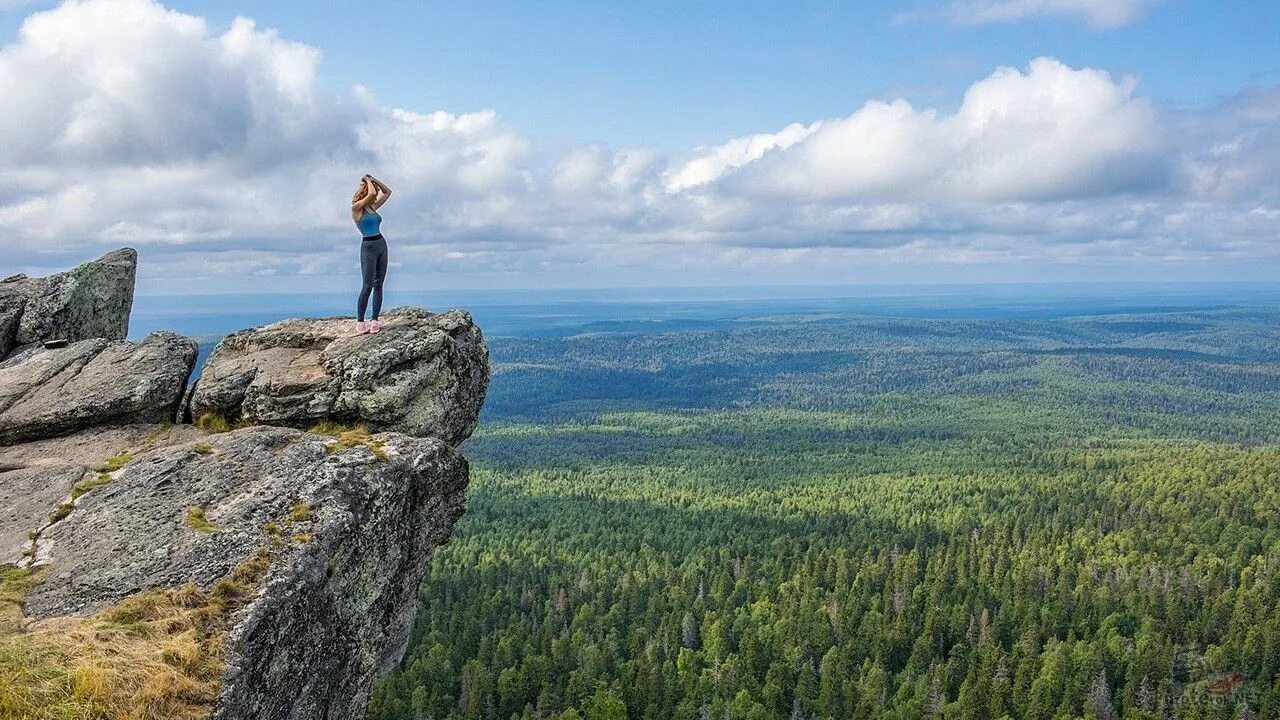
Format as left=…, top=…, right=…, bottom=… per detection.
left=134, top=278, right=1280, bottom=299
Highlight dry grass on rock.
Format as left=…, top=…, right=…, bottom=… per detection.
left=0, top=548, right=270, bottom=720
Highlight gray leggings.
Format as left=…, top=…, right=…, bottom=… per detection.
left=358, top=235, right=388, bottom=321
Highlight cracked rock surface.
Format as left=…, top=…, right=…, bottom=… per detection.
left=0, top=465, right=84, bottom=565
left=0, top=331, right=197, bottom=445
left=23, top=426, right=469, bottom=720
left=190, top=307, right=489, bottom=446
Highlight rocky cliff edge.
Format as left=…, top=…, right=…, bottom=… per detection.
left=0, top=248, right=489, bottom=720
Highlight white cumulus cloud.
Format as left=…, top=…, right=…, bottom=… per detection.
left=0, top=0, right=1276, bottom=288
left=665, top=123, right=815, bottom=192
left=685, top=58, right=1166, bottom=202
left=0, top=1, right=342, bottom=168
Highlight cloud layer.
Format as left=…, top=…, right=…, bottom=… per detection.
left=0, top=0, right=1276, bottom=288
left=684, top=58, right=1166, bottom=202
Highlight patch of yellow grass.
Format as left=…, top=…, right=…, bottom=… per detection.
left=47, top=501, right=75, bottom=525
left=193, top=442, right=214, bottom=456
left=194, top=413, right=231, bottom=434
left=70, top=473, right=112, bottom=501
left=0, top=548, right=270, bottom=720
left=365, top=438, right=389, bottom=461
left=184, top=507, right=218, bottom=534
left=306, top=420, right=352, bottom=436
left=334, top=427, right=370, bottom=448
left=307, top=422, right=389, bottom=461
left=1, top=566, right=45, bottom=630
left=92, top=452, right=132, bottom=474
left=308, top=421, right=366, bottom=446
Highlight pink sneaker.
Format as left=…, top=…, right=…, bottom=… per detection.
left=370, top=320, right=382, bottom=334
left=356, top=321, right=369, bottom=334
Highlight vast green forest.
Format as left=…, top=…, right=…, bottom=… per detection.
left=367, top=304, right=1280, bottom=720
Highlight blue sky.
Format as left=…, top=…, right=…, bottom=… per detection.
left=7, top=1, right=1272, bottom=150
left=1, top=0, right=1279, bottom=292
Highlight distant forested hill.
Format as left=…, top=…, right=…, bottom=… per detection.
left=369, top=305, right=1280, bottom=720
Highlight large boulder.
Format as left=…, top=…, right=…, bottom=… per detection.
left=0, top=331, right=197, bottom=445
left=190, top=307, right=488, bottom=446
left=19, top=425, right=468, bottom=720
left=0, top=248, right=137, bottom=358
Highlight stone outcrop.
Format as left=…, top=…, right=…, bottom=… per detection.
left=22, top=425, right=468, bottom=720
left=0, top=248, right=137, bottom=358
left=190, top=307, right=488, bottom=446
left=0, top=248, right=488, bottom=720
left=0, top=331, right=197, bottom=445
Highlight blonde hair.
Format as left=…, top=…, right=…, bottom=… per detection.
left=353, top=181, right=371, bottom=205
left=353, top=181, right=374, bottom=218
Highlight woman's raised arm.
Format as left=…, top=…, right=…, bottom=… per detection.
left=369, top=175, right=392, bottom=209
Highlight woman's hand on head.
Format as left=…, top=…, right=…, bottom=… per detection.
left=366, top=175, right=392, bottom=207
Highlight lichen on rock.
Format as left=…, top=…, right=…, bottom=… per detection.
left=190, top=307, right=489, bottom=446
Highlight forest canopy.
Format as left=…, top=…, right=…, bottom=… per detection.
left=370, top=306, right=1280, bottom=720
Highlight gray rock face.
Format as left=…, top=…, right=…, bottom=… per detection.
left=0, top=248, right=137, bottom=358
left=0, top=464, right=84, bottom=565
left=0, top=422, right=205, bottom=472
left=23, top=425, right=468, bottom=720
left=0, top=423, right=209, bottom=565
left=190, top=307, right=488, bottom=446
left=0, top=279, right=25, bottom=360
left=0, top=331, right=197, bottom=445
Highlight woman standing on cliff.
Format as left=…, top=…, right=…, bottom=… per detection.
left=352, top=174, right=393, bottom=333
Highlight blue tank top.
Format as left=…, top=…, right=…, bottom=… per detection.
left=356, top=209, right=382, bottom=237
